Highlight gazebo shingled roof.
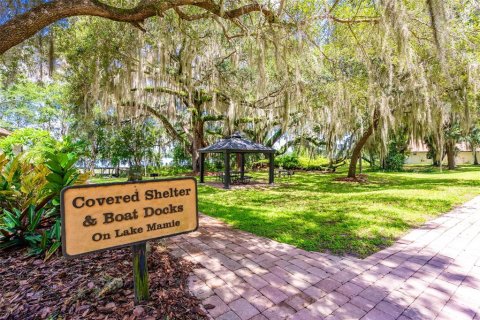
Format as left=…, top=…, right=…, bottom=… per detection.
left=199, top=132, right=276, bottom=189
left=199, top=132, right=275, bottom=154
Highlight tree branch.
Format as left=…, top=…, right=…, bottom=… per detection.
left=145, top=105, right=188, bottom=144
left=329, top=15, right=380, bottom=24
left=138, top=86, right=188, bottom=97
left=0, top=0, right=277, bottom=55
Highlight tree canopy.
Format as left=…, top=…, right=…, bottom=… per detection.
left=1, top=0, right=479, bottom=176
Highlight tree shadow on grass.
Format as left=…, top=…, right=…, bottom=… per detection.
left=201, top=166, right=480, bottom=197
left=197, top=167, right=480, bottom=257
left=184, top=212, right=478, bottom=319
left=197, top=197, right=451, bottom=257
left=282, top=173, right=480, bottom=195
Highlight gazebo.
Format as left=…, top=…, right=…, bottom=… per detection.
left=199, top=132, right=276, bottom=189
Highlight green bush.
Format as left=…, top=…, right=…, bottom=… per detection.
left=0, top=129, right=88, bottom=164
left=274, top=154, right=332, bottom=170
left=172, top=144, right=192, bottom=168
left=0, top=128, right=56, bottom=161
left=254, top=155, right=335, bottom=171
left=0, top=152, right=88, bottom=258
left=147, top=165, right=191, bottom=176
left=275, top=154, right=300, bottom=169
left=298, top=156, right=330, bottom=170
left=384, top=140, right=407, bottom=171
left=1, top=206, right=60, bottom=259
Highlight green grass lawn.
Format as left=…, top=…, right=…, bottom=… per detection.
left=90, top=166, right=480, bottom=258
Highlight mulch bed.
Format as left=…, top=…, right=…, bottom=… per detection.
left=0, top=244, right=207, bottom=320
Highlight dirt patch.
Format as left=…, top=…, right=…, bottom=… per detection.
left=0, top=244, right=206, bottom=320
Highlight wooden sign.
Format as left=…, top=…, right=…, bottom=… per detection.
left=61, top=178, right=198, bottom=257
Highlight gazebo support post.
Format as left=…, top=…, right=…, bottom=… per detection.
left=269, top=153, right=275, bottom=185
left=240, top=153, right=245, bottom=179
left=224, top=151, right=231, bottom=189
left=199, top=152, right=205, bottom=183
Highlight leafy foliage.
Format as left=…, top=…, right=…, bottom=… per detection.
left=0, top=79, right=72, bottom=136
left=0, top=128, right=56, bottom=160
left=0, top=151, right=88, bottom=258
left=44, top=151, right=87, bottom=210
left=109, top=121, right=157, bottom=167
left=384, top=134, right=408, bottom=172
left=172, top=144, right=192, bottom=168
left=297, top=156, right=331, bottom=171
left=384, top=148, right=407, bottom=171
left=274, top=154, right=335, bottom=171
left=0, top=153, right=50, bottom=211
left=275, top=154, right=300, bottom=169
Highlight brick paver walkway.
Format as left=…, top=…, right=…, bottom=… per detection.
left=165, top=196, right=480, bottom=320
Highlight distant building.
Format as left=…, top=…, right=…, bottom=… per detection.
left=0, top=128, right=11, bottom=138
left=406, top=141, right=479, bottom=165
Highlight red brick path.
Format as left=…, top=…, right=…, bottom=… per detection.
left=165, top=197, right=480, bottom=319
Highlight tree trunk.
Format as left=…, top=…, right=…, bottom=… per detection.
left=38, top=34, right=44, bottom=82
left=359, top=153, right=362, bottom=174
left=236, top=154, right=242, bottom=170
left=48, top=31, right=55, bottom=76
left=147, top=104, right=202, bottom=173
left=473, top=147, right=478, bottom=165
left=191, top=117, right=204, bottom=174
left=87, top=157, right=96, bottom=173
left=347, top=110, right=380, bottom=178
left=128, top=163, right=143, bottom=181
left=87, top=144, right=98, bottom=173
left=446, top=140, right=456, bottom=170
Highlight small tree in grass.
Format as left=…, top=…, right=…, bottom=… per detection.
left=466, top=126, right=480, bottom=165
left=109, top=118, right=158, bottom=180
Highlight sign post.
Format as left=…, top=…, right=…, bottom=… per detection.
left=61, top=178, right=198, bottom=303
left=132, top=242, right=149, bottom=303
left=129, top=173, right=148, bottom=304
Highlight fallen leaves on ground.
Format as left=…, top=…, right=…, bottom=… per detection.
left=0, top=244, right=207, bottom=320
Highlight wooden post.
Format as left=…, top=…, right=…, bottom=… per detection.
left=200, top=152, right=205, bottom=183
left=132, top=242, right=149, bottom=303
left=129, top=172, right=149, bottom=304
left=224, top=151, right=231, bottom=189
left=268, top=153, right=274, bottom=184
left=240, top=153, right=245, bottom=179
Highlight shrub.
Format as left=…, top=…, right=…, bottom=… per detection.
left=384, top=140, right=407, bottom=171
left=147, top=165, right=191, bottom=176
left=0, top=152, right=89, bottom=258
left=275, top=154, right=300, bottom=169
left=0, top=128, right=56, bottom=161
left=254, top=155, right=337, bottom=171
left=172, top=144, right=192, bottom=168
left=298, top=156, right=330, bottom=170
